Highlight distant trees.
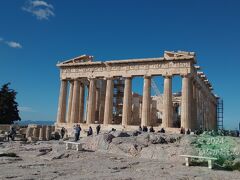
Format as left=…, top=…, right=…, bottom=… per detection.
left=0, top=83, right=21, bottom=124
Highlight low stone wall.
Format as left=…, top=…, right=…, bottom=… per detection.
left=0, top=124, right=10, bottom=131
left=55, top=123, right=181, bottom=137
left=26, top=124, right=56, bottom=141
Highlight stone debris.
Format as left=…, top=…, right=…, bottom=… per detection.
left=0, top=132, right=239, bottom=179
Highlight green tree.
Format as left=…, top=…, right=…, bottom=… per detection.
left=0, top=83, right=21, bottom=124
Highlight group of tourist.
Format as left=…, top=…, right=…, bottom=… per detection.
left=60, top=124, right=101, bottom=142
left=138, top=125, right=166, bottom=133
left=180, top=127, right=191, bottom=134
left=179, top=127, right=240, bottom=137
left=73, top=124, right=81, bottom=141
left=59, top=124, right=240, bottom=142
left=86, top=124, right=101, bottom=136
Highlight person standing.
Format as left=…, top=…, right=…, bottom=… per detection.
left=8, top=126, right=16, bottom=141
left=60, top=127, right=65, bottom=139
left=96, top=124, right=101, bottom=135
left=76, top=124, right=81, bottom=140
left=73, top=125, right=78, bottom=142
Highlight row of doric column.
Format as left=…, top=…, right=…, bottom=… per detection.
left=180, top=75, right=217, bottom=130
left=56, top=74, right=217, bottom=130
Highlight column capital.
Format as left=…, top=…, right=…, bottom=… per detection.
left=181, top=73, right=193, bottom=79
left=123, top=76, right=132, bottom=79
left=143, top=75, right=151, bottom=79
left=88, top=77, right=96, bottom=81
left=104, top=77, right=113, bottom=80
left=72, top=78, right=80, bottom=81
left=68, top=79, right=74, bottom=84
left=163, top=75, right=172, bottom=79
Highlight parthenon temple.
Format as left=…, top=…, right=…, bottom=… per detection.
left=56, top=51, right=218, bottom=131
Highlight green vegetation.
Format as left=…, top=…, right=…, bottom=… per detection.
left=0, top=83, right=21, bottom=124
left=192, top=132, right=240, bottom=171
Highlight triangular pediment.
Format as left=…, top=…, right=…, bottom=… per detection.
left=164, top=50, right=196, bottom=63
left=62, top=55, right=93, bottom=64
left=164, top=50, right=195, bottom=58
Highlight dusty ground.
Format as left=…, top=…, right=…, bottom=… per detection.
left=0, top=133, right=240, bottom=180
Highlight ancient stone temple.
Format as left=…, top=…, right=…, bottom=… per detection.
left=56, top=51, right=218, bottom=131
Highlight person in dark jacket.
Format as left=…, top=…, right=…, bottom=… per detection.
left=143, top=126, right=148, bottom=132
left=96, top=124, right=101, bottom=135
left=8, top=126, right=16, bottom=141
left=60, top=127, right=65, bottom=139
left=76, top=124, right=81, bottom=140
left=87, top=126, right=93, bottom=136
left=149, top=126, right=155, bottom=132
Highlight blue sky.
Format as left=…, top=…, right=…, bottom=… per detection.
left=0, top=0, right=240, bottom=130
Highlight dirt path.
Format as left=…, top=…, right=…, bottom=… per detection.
left=0, top=141, right=239, bottom=180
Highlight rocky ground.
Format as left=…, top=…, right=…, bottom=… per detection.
left=0, top=131, right=240, bottom=180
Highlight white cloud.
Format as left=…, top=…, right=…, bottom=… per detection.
left=31, top=0, right=53, bottom=8
left=22, top=0, right=55, bottom=20
left=5, top=41, right=22, bottom=48
left=0, top=37, right=23, bottom=49
left=19, top=106, right=36, bottom=112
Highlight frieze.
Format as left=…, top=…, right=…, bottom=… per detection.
left=61, top=61, right=191, bottom=77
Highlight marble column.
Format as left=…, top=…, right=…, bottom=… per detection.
left=195, top=85, right=201, bottom=129
left=84, top=85, right=89, bottom=122
left=79, top=82, right=85, bottom=123
left=213, top=103, right=217, bottom=129
left=95, top=87, right=100, bottom=122
left=39, top=126, right=44, bottom=141
left=103, top=78, right=113, bottom=125
left=39, top=125, right=46, bottom=141
left=139, top=102, right=142, bottom=119
left=211, top=102, right=214, bottom=129
left=99, top=80, right=106, bottom=123
left=33, top=127, right=39, bottom=140
left=66, top=81, right=74, bottom=123
left=181, top=75, right=193, bottom=129
left=87, top=78, right=96, bottom=124
left=199, top=90, right=204, bottom=129
left=122, top=77, right=132, bottom=126
left=149, top=102, right=153, bottom=126
left=192, top=82, right=198, bottom=130
left=162, top=76, right=173, bottom=127
left=141, top=76, right=151, bottom=127
left=202, top=95, right=206, bottom=130
left=205, top=98, right=209, bottom=130
left=46, top=126, right=51, bottom=141
left=70, top=79, right=80, bottom=123
left=56, top=80, right=68, bottom=124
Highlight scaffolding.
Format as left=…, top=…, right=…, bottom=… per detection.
left=217, top=98, right=224, bottom=130
left=151, top=79, right=161, bottom=96
left=113, top=77, right=124, bottom=123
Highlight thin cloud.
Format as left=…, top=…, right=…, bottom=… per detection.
left=19, top=106, right=36, bottom=112
left=0, top=37, right=23, bottom=49
left=22, top=0, right=55, bottom=20
left=5, top=41, right=22, bottom=49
